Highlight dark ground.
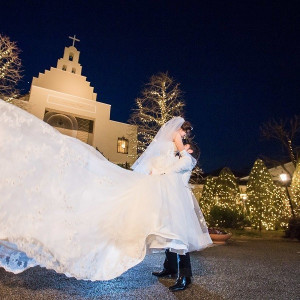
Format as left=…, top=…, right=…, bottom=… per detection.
left=0, top=238, right=299, bottom=299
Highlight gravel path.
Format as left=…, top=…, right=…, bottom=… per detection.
left=0, top=238, right=299, bottom=299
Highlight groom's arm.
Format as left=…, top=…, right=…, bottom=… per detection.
left=164, top=150, right=194, bottom=174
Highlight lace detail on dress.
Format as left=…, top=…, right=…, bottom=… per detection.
left=0, top=100, right=212, bottom=281
left=1, top=109, right=33, bottom=128
left=0, top=241, right=37, bottom=273
left=94, top=176, right=115, bottom=185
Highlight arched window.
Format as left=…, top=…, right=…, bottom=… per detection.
left=72, top=68, right=76, bottom=74
left=69, top=52, right=74, bottom=61
left=62, top=65, right=67, bottom=71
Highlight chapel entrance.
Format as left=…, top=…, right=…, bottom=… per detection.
left=43, top=110, right=94, bottom=145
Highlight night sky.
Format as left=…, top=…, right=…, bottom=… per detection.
left=1, top=1, right=299, bottom=172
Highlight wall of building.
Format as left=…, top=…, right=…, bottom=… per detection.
left=25, top=45, right=137, bottom=165
left=32, top=68, right=96, bottom=100
left=97, top=120, right=137, bottom=164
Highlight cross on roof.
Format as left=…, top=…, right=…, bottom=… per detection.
left=69, top=35, right=80, bottom=47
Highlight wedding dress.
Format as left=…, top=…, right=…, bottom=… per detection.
left=0, top=100, right=212, bottom=281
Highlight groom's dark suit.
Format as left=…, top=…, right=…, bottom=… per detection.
left=153, top=149, right=194, bottom=290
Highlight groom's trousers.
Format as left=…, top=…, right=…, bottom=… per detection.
left=164, top=249, right=192, bottom=277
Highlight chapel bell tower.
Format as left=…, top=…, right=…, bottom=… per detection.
left=26, top=34, right=137, bottom=165
left=56, top=35, right=82, bottom=75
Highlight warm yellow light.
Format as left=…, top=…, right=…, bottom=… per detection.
left=121, top=142, right=126, bottom=149
left=241, top=194, right=247, bottom=200
left=280, top=173, right=288, bottom=182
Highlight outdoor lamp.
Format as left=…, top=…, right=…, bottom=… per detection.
left=279, top=172, right=295, bottom=218
left=279, top=173, right=288, bottom=183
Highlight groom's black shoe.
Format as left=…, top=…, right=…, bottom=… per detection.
left=152, top=269, right=177, bottom=278
left=169, top=276, right=191, bottom=292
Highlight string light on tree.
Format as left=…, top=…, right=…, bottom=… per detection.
left=291, top=159, right=300, bottom=216
left=128, top=72, right=185, bottom=156
left=0, top=34, right=22, bottom=101
left=280, top=172, right=295, bottom=218
left=246, top=159, right=290, bottom=230
left=213, top=167, right=240, bottom=210
left=272, top=184, right=290, bottom=228
left=199, top=175, right=216, bottom=218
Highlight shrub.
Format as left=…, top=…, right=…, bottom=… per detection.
left=208, top=205, right=245, bottom=229
left=285, top=217, right=300, bottom=240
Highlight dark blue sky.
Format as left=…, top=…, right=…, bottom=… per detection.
left=1, top=1, right=299, bottom=172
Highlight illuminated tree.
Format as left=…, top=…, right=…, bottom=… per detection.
left=0, top=34, right=22, bottom=101
left=246, top=159, right=289, bottom=230
left=129, top=72, right=185, bottom=155
left=214, top=167, right=240, bottom=210
left=291, top=159, right=300, bottom=216
left=272, top=184, right=290, bottom=228
left=199, top=176, right=216, bottom=218
left=201, top=168, right=245, bottom=229
left=246, top=159, right=275, bottom=230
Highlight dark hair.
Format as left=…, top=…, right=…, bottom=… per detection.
left=181, top=121, right=193, bottom=132
left=183, top=140, right=201, bottom=161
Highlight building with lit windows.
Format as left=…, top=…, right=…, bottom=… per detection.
left=17, top=37, right=136, bottom=165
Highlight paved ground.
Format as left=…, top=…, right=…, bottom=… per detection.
left=0, top=238, right=299, bottom=299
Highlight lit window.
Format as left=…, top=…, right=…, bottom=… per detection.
left=69, top=53, right=74, bottom=61
left=117, top=137, right=129, bottom=154
left=72, top=68, right=76, bottom=73
left=62, top=65, right=67, bottom=71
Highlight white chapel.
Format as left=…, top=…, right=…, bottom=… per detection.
left=20, top=36, right=136, bottom=165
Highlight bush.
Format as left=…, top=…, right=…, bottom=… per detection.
left=285, top=217, right=300, bottom=240
left=208, top=205, right=245, bottom=229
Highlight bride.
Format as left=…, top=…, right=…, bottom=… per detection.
left=0, top=99, right=212, bottom=281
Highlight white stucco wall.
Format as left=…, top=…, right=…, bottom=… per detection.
left=26, top=45, right=136, bottom=165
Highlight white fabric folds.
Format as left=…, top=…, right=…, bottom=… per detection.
left=0, top=100, right=212, bottom=281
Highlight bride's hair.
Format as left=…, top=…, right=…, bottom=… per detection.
left=181, top=121, right=193, bottom=132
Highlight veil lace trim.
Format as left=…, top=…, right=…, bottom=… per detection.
left=132, top=117, right=184, bottom=174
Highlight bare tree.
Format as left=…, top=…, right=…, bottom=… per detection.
left=260, top=116, right=300, bottom=168
left=0, top=34, right=22, bottom=101
left=129, top=72, right=185, bottom=155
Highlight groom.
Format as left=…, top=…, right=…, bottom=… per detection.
left=152, top=143, right=197, bottom=292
